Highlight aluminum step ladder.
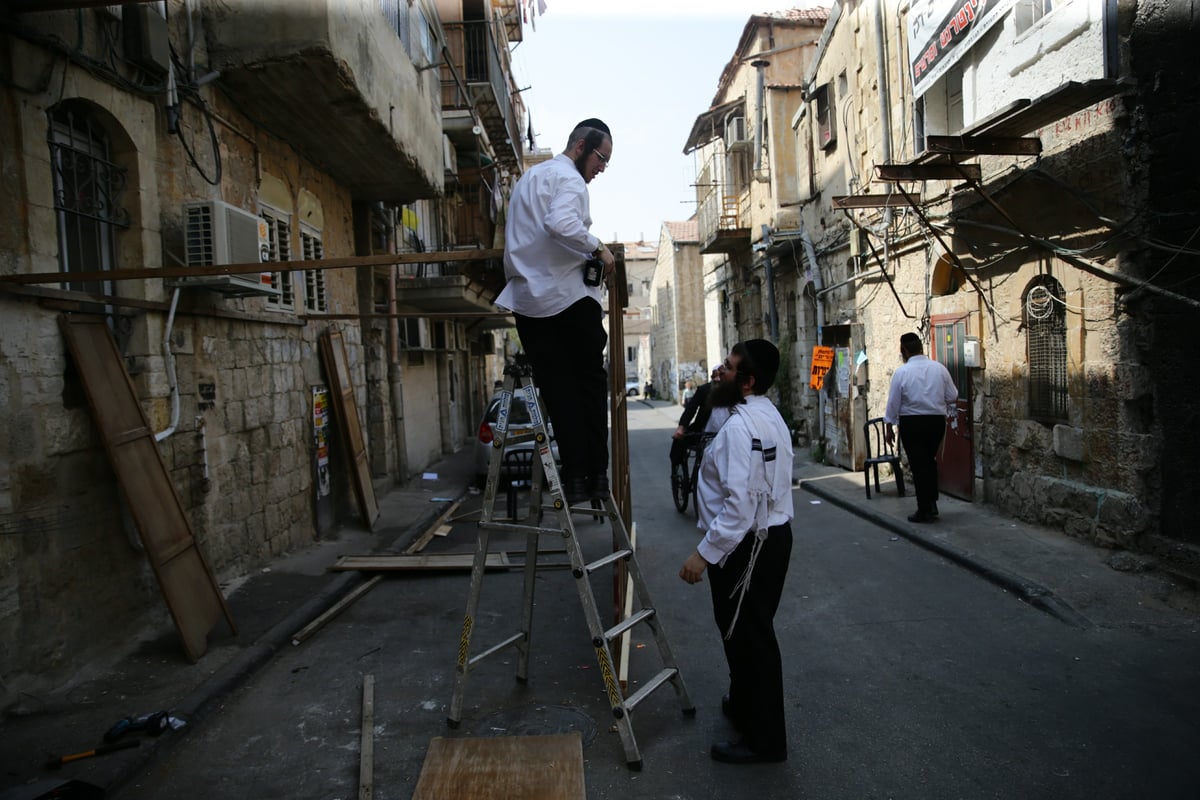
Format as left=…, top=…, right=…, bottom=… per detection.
left=446, top=358, right=694, bottom=769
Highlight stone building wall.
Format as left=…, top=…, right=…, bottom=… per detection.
left=0, top=9, right=384, bottom=700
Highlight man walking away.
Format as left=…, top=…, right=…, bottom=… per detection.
left=679, top=340, right=795, bottom=764
left=883, top=332, right=958, bottom=523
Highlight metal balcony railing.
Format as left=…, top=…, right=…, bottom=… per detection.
left=441, top=20, right=523, bottom=167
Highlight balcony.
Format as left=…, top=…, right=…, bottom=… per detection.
left=441, top=20, right=524, bottom=170
left=391, top=248, right=505, bottom=314
left=202, top=0, right=443, bottom=202
left=698, top=184, right=750, bottom=255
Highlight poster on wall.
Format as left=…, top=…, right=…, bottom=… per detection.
left=810, top=346, right=835, bottom=390
left=313, top=386, right=331, bottom=498
left=908, top=0, right=1017, bottom=98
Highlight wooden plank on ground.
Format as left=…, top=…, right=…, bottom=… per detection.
left=291, top=576, right=383, bottom=646
left=359, top=674, right=374, bottom=800
left=330, top=553, right=511, bottom=572
left=412, top=734, right=585, bottom=800
left=404, top=498, right=464, bottom=555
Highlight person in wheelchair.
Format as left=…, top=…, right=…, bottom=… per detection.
left=671, top=367, right=720, bottom=467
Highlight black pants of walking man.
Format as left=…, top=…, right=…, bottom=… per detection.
left=708, top=522, right=793, bottom=759
left=898, top=414, right=946, bottom=517
left=514, top=297, right=609, bottom=490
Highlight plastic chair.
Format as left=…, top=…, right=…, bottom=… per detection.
left=863, top=417, right=906, bottom=499
left=501, top=449, right=534, bottom=520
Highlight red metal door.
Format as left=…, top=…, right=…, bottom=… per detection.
left=932, top=316, right=973, bottom=500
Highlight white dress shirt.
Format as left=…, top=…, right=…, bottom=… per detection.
left=496, top=154, right=604, bottom=318
left=883, top=354, right=958, bottom=423
left=695, top=395, right=795, bottom=566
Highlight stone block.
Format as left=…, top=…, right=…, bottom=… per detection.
left=1052, top=424, right=1086, bottom=462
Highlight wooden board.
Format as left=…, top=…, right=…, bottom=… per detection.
left=412, top=734, right=585, bottom=800
left=319, top=330, right=379, bottom=530
left=58, top=314, right=235, bottom=661
left=329, top=554, right=511, bottom=572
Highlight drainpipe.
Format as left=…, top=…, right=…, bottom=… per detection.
left=751, top=59, right=770, bottom=173
left=874, top=0, right=894, bottom=228
left=154, top=287, right=181, bottom=442
left=760, top=225, right=779, bottom=341
left=799, top=229, right=825, bottom=440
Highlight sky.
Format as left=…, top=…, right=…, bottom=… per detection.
left=507, top=1, right=829, bottom=245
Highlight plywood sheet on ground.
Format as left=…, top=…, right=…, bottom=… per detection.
left=412, top=734, right=585, bottom=800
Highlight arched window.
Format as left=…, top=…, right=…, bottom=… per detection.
left=47, top=102, right=130, bottom=293
left=1024, top=275, right=1068, bottom=422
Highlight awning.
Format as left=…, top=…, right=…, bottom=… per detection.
left=683, top=98, right=745, bottom=155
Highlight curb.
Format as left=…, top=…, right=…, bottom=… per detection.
left=799, top=479, right=1092, bottom=630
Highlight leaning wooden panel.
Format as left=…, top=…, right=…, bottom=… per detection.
left=319, top=330, right=379, bottom=530
left=412, top=734, right=585, bottom=800
left=58, top=314, right=235, bottom=662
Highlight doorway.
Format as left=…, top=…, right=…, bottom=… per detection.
left=932, top=315, right=973, bottom=500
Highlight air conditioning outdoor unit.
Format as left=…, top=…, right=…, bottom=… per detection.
left=725, top=116, right=749, bottom=150
left=174, top=200, right=278, bottom=297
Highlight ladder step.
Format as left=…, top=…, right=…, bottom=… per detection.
left=584, top=549, right=632, bottom=574
left=602, top=607, right=655, bottom=644
left=466, top=631, right=524, bottom=669
left=623, top=668, right=678, bottom=714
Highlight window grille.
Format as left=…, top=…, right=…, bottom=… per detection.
left=301, top=228, right=327, bottom=313
left=262, top=207, right=293, bottom=310
left=47, top=105, right=130, bottom=293
left=1025, top=276, right=1068, bottom=422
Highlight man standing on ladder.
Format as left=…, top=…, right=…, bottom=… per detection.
left=678, top=340, right=795, bottom=764
left=496, top=118, right=616, bottom=504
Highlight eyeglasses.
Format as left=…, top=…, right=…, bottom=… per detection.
left=592, top=149, right=610, bottom=164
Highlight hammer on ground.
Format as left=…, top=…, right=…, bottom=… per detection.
left=45, top=738, right=139, bottom=770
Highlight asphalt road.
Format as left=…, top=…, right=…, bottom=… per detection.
left=114, top=403, right=1200, bottom=799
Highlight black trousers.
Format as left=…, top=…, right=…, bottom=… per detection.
left=514, top=298, right=608, bottom=482
left=898, top=414, right=946, bottom=514
left=708, top=522, right=793, bottom=756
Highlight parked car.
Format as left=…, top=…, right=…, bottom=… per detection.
left=625, top=377, right=640, bottom=396
left=474, top=392, right=560, bottom=489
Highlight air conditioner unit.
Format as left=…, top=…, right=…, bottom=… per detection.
left=173, top=200, right=278, bottom=297
left=725, top=116, right=749, bottom=151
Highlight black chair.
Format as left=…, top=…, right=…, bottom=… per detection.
left=501, top=449, right=534, bottom=520
left=863, top=417, right=906, bottom=499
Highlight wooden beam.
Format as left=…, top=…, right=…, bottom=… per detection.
left=926, top=135, right=1042, bottom=157
left=1, top=248, right=504, bottom=286
left=832, top=194, right=914, bottom=210
left=359, top=675, right=375, bottom=800
left=875, top=163, right=982, bottom=182
left=8, top=0, right=157, bottom=11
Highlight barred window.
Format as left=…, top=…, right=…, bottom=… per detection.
left=47, top=103, right=130, bottom=293
left=261, top=205, right=293, bottom=311
left=300, top=227, right=327, bottom=313
left=1025, top=275, right=1068, bottom=422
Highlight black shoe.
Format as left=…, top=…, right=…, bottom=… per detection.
left=589, top=473, right=610, bottom=500
left=931, top=502, right=939, bottom=518
left=907, top=511, right=936, bottom=523
left=711, top=739, right=786, bottom=764
left=564, top=477, right=588, bottom=504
